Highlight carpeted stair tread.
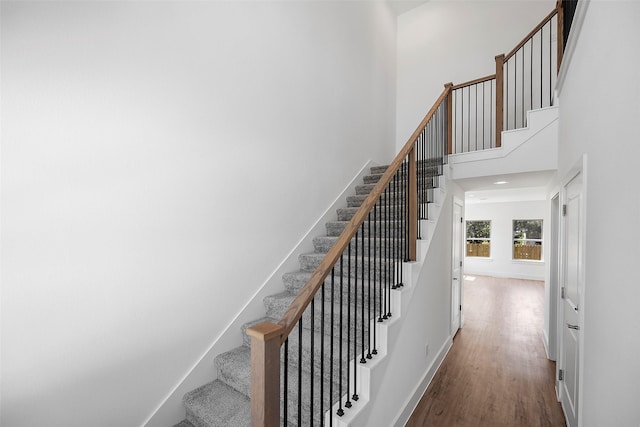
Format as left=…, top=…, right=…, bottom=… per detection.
left=215, top=346, right=252, bottom=398
left=363, top=173, right=384, bottom=184
left=282, top=270, right=393, bottom=306
left=182, top=380, right=250, bottom=427
left=264, top=291, right=378, bottom=339
left=212, top=338, right=343, bottom=425
left=173, top=420, right=195, bottom=427
left=326, top=220, right=406, bottom=237
left=299, top=252, right=397, bottom=275
left=336, top=205, right=407, bottom=221
left=313, top=235, right=405, bottom=253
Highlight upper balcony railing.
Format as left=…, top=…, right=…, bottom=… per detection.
left=450, top=1, right=575, bottom=154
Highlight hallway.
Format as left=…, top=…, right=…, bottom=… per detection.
left=406, top=275, right=566, bottom=426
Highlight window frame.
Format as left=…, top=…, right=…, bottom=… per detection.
left=512, top=219, right=543, bottom=261
left=466, top=220, right=491, bottom=258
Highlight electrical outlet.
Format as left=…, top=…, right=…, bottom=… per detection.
left=425, top=343, right=429, bottom=357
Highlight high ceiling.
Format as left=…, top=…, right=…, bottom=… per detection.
left=455, top=170, right=556, bottom=204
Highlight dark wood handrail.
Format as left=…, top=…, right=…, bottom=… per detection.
left=505, top=8, right=558, bottom=61
left=451, top=74, right=496, bottom=91
left=272, top=83, right=452, bottom=344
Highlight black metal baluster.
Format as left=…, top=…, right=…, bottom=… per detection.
left=391, top=172, right=397, bottom=290
left=386, top=183, right=392, bottom=319
left=310, top=297, right=315, bottom=425
left=383, top=186, right=389, bottom=321
left=337, top=255, right=344, bottom=417
left=368, top=210, right=373, bottom=360
left=284, top=338, right=288, bottom=426
left=361, top=223, right=366, bottom=364
left=508, top=61, right=510, bottom=130
left=490, top=80, right=494, bottom=147
left=330, top=268, right=335, bottom=426
left=320, top=281, right=325, bottom=427
left=549, top=24, right=553, bottom=105
left=540, top=29, right=543, bottom=109
left=352, top=232, right=358, bottom=402
left=298, top=318, right=302, bottom=426
left=345, top=241, right=352, bottom=410
left=377, top=198, right=383, bottom=325
left=522, top=48, right=525, bottom=127
left=530, top=39, right=533, bottom=116
left=466, top=86, right=471, bottom=151
left=475, top=83, right=478, bottom=151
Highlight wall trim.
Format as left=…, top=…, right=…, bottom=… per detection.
left=463, top=270, right=545, bottom=282
left=392, top=336, right=453, bottom=427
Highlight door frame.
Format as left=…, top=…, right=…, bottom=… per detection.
left=548, top=192, right=560, bottom=362
left=451, top=196, right=465, bottom=334
left=557, top=155, right=587, bottom=426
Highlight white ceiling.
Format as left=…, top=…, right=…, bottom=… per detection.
left=455, top=170, right=556, bottom=204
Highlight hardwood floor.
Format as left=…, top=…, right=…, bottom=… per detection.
left=406, top=275, right=566, bottom=427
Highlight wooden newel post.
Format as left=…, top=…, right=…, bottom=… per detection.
left=495, top=54, right=505, bottom=148
left=445, top=82, right=453, bottom=155
left=556, top=0, right=564, bottom=72
left=408, top=147, right=417, bottom=261
left=246, top=321, right=284, bottom=427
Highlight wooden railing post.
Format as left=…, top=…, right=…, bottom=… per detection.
left=445, top=82, right=453, bottom=155
left=408, top=147, right=417, bottom=261
left=246, top=322, right=284, bottom=427
left=557, top=0, right=564, bottom=72
left=495, top=54, right=505, bottom=148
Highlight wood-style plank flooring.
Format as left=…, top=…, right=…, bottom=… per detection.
left=406, top=275, right=566, bottom=427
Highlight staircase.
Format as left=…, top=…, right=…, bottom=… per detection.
left=174, top=164, right=446, bottom=427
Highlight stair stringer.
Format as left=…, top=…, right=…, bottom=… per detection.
left=322, top=176, right=454, bottom=426
left=143, top=160, right=381, bottom=427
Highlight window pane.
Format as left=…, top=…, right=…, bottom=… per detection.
left=513, top=219, right=543, bottom=260
left=513, top=220, right=542, bottom=240
left=466, top=220, right=491, bottom=239
left=466, top=220, right=491, bottom=257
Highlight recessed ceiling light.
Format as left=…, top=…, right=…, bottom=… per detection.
left=493, top=180, right=508, bottom=185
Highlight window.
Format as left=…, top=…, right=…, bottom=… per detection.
left=513, top=219, right=543, bottom=260
left=466, top=220, right=491, bottom=257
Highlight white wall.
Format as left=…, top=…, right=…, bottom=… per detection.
left=465, top=200, right=547, bottom=280
left=360, top=180, right=465, bottom=426
left=396, top=0, right=555, bottom=150
left=0, top=2, right=397, bottom=425
left=556, top=2, right=640, bottom=425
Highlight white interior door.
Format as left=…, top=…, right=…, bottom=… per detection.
left=560, top=170, right=583, bottom=427
left=451, top=200, right=463, bottom=335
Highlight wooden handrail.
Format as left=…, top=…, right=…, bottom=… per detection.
left=271, top=84, right=452, bottom=344
left=505, top=8, right=558, bottom=61
left=451, top=74, right=496, bottom=91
